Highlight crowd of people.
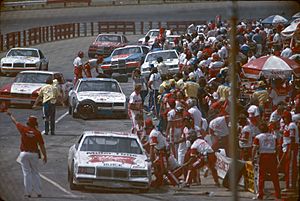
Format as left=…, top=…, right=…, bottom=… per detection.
left=127, top=18, right=300, bottom=199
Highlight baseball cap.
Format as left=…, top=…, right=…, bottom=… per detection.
left=27, top=115, right=38, bottom=127
left=247, top=105, right=260, bottom=117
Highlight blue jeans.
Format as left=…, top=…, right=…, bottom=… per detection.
left=43, top=101, right=56, bottom=134
left=148, top=90, right=159, bottom=116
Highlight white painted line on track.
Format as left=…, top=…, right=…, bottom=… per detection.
left=56, top=111, right=69, bottom=124
left=40, top=173, right=77, bottom=198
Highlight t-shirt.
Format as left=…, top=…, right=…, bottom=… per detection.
left=188, top=106, right=202, bottom=128
left=149, top=129, right=168, bottom=150
left=73, top=56, right=83, bottom=67
left=253, top=133, right=277, bottom=154
left=209, top=116, right=229, bottom=137
left=239, top=125, right=253, bottom=148
left=16, top=122, right=44, bottom=153
left=149, top=73, right=162, bottom=90
left=38, top=84, right=60, bottom=104
left=190, top=138, right=214, bottom=155
left=129, top=91, right=142, bottom=116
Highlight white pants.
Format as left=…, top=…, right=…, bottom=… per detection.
left=19, top=152, right=42, bottom=195
left=178, top=142, right=187, bottom=165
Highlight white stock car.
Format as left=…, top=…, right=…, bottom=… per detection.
left=140, top=49, right=179, bottom=78
left=68, top=131, right=151, bottom=191
left=0, top=47, right=49, bottom=75
left=68, top=78, right=127, bottom=120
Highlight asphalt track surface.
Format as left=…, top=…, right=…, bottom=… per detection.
left=0, top=2, right=300, bottom=201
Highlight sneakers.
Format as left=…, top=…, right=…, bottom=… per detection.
left=37, top=194, right=42, bottom=198
left=24, top=195, right=31, bottom=198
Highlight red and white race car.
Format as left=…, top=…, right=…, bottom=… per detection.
left=88, top=34, right=128, bottom=58
left=0, top=70, right=72, bottom=107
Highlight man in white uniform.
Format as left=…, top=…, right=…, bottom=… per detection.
left=128, top=84, right=143, bottom=132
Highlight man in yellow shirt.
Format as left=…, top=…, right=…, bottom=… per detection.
left=33, top=78, right=64, bottom=135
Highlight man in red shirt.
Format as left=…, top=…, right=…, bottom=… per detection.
left=7, top=111, right=47, bottom=198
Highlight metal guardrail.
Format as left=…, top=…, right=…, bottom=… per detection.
left=0, top=20, right=206, bottom=52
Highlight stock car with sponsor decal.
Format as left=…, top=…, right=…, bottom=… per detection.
left=88, top=34, right=128, bottom=58
left=0, top=47, right=49, bottom=75
left=67, top=131, right=151, bottom=191
left=68, top=78, right=127, bottom=120
left=101, top=45, right=150, bottom=75
left=0, top=71, right=72, bottom=107
left=140, top=49, right=179, bottom=78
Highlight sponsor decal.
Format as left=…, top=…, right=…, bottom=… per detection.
left=88, top=154, right=136, bottom=164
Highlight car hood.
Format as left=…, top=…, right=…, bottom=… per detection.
left=1, top=56, right=39, bottom=63
left=78, top=151, right=148, bottom=169
left=77, top=91, right=125, bottom=102
left=10, top=82, right=44, bottom=94
left=93, top=41, right=121, bottom=47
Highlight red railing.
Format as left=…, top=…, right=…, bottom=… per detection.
left=0, top=20, right=205, bottom=52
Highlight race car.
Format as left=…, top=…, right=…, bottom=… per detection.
left=140, top=49, right=179, bottom=78
left=0, top=47, right=49, bottom=75
left=0, top=70, right=72, bottom=107
left=68, top=131, right=151, bottom=191
left=68, top=78, right=127, bottom=120
left=137, top=29, right=172, bottom=46
left=88, top=34, right=128, bottom=58
left=101, top=45, right=149, bottom=75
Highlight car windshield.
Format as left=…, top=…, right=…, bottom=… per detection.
left=80, top=136, right=142, bottom=154
left=112, top=47, right=141, bottom=56
left=145, top=51, right=178, bottom=62
left=96, top=35, right=121, bottom=42
left=147, top=31, right=159, bottom=37
left=78, top=80, right=121, bottom=92
left=7, top=49, right=39, bottom=57
left=15, top=73, right=51, bottom=83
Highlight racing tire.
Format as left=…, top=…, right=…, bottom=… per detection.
left=69, top=161, right=80, bottom=190
left=77, top=100, right=96, bottom=120
left=112, top=73, right=128, bottom=83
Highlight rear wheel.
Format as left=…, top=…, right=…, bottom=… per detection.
left=69, top=161, right=80, bottom=190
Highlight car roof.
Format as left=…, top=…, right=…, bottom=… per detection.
left=9, top=47, right=39, bottom=51
left=148, top=49, right=177, bottom=54
left=97, top=33, right=124, bottom=36
left=19, top=70, right=57, bottom=75
left=114, top=45, right=149, bottom=50
left=79, top=77, right=118, bottom=82
left=82, top=131, right=139, bottom=139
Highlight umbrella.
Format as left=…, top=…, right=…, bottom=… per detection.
left=292, top=12, right=300, bottom=19
left=262, top=15, right=288, bottom=25
left=281, top=20, right=300, bottom=37
left=242, top=55, right=300, bottom=79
